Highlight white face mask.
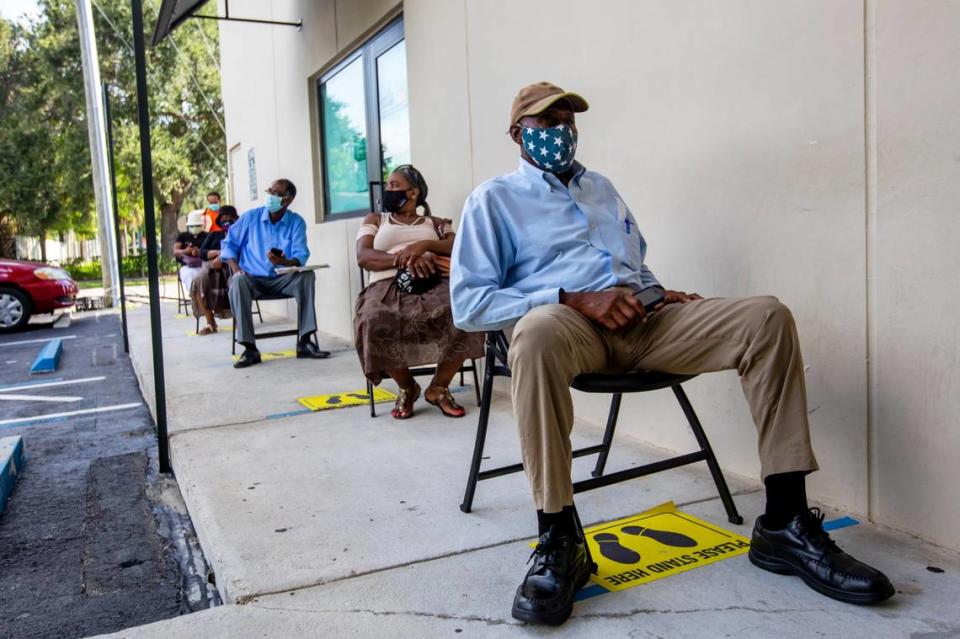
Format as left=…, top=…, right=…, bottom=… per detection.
left=187, top=225, right=202, bottom=234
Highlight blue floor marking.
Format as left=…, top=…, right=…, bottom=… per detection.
left=823, top=516, right=859, bottom=531
left=575, top=583, right=610, bottom=601
left=265, top=409, right=313, bottom=420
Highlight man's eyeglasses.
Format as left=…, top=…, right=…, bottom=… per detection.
left=265, top=187, right=289, bottom=198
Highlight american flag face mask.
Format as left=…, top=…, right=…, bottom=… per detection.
left=520, top=123, right=578, bottom=174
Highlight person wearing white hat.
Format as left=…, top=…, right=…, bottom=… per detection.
left=174, top=210, right=208, bottom=297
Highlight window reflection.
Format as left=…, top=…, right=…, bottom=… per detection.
left=377, top=41, right=410, bottom=181
left=322, top=56, right=369, bottom=215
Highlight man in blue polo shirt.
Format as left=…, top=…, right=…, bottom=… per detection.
left=451, top=82, right=893, bottom=625
left=221, top=178, right=329, bottom=368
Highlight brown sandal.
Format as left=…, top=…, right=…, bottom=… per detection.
left=425, top=385, right=466, bottom=418
left=391, top=383, right=420, bottom=420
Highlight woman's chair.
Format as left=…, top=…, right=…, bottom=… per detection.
left=176, top=267, right=191, bottom=316
left=460, top=331, right=743, bottom=526
left=358, top=267, right=482, bottom=417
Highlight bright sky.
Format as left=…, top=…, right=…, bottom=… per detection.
left=0, top=0, right=41, bottom=25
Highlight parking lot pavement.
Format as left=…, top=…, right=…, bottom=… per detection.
left=0, top=312, right=217, bottom=639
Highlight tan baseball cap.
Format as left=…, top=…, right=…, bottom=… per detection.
left=509, top=81, right=589, bottom=127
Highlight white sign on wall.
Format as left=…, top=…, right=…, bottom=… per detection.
left=247, top=147, right=257, bottom=202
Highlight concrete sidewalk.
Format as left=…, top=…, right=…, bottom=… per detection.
left=104, top=301, right=960, bottom=638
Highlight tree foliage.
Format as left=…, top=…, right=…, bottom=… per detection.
left=0, top=0, right=225, bottom=260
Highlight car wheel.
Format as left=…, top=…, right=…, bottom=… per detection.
left=0, top=287, right=32, bottom=332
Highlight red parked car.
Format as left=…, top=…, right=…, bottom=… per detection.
left=0, top=259, right=78, bottom=332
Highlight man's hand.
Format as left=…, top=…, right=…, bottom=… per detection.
left=189, top=246, right=200, bottom=257
left=653, top=290, right=703, bottom=311
left=207, top=249, right=220, bottom=259
left=267, top=249, right=286, bottom=266
left=395, top=241, right=429, bottom=267
left=560, top=289, right=646, bottom=331
left=211, top=257, right=223, bottom=270
left=226, top=258, right=245, bottom=278
left=409, top=252, right=436, bottom=279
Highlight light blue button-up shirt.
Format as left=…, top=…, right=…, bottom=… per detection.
left=450, top=160, right=660, bottom=332
left=219, top=206, right=310, bottom=278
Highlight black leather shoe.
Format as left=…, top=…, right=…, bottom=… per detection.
left=296, top=341, right=331, bottom=359
left=511, top=527, right=594, bottom=625
left=233, top=349, right=262, bottom=369
left=749, top=508, right=895, bottom=604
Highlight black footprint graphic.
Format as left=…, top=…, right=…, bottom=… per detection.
left=346, top=393, right=370, bottom=400
left=621, top=525, right=697, bottom=548
left=325, top=396, right=343, bottom=405
left=594, top=533, right=642, bottom=564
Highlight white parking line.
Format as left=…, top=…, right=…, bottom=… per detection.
left=0, top=394, right=83, bottom=403
left=0, top=376, right=107, bottom=393
left=0, top=335, right=78, bottom=348
left=0, top=403, right=141, bottom=427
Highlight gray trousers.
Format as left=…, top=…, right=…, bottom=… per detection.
left=228, top=271, right=317, bottom=348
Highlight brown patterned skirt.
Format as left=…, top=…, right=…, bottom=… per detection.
left=354, top=278, right=485, bottom=385
left=191, top=263, right=232, bottom=318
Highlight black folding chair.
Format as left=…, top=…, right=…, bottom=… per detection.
left=176, top=267, right=191, bottom=316
left=231, top=296, right=296, bottom=355
left=460, top=331, right=743, bottom=527
left=358, top=267, right=481, bottom=417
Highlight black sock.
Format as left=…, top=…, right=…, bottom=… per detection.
left=537, top=506, right=576, bottom=537
left=298, top=333, right=314, bottom=347
left=764, top=471, right=809, bottom=529
left=241, top=343, right=258, bottom=354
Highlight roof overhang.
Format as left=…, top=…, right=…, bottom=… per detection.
left=151, top=0, right=210, bottom=46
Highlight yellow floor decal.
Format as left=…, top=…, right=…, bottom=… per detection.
left=231, top=349, right=296, bottom=363
left=297, top=387, right=398, bottom=411
left=534, top=501, right=750, bottom=594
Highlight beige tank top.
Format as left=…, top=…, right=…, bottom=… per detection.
left=357, top=213, right=443, bottom=284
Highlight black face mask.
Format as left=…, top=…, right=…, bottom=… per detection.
left=382, top=189, right=409, bottom=214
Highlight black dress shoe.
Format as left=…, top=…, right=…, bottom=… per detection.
left=511, top=527, right=594, bottom=625
left=233, top=349, right=262, bottom=369
left=296, top=341, right=331, bottom=359
left=749, top=508, right=895, bottom=604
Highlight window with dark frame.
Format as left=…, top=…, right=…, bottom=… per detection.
left=318, top=18, right=409, bottom=219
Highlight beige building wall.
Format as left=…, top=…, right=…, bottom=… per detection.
left=218, top=0, right=960, bottom=551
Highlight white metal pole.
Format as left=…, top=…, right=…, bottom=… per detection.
left=75, top=0, right=120, bottom=306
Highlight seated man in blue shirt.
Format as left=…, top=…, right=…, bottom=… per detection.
left=450, top=82, right=892, bottom=625
left=221, top=178, right=330, bottom=368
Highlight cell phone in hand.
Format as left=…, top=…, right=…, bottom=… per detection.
left=270, top=247, right=283, bottom=257
left=635, top=285, right=666, bottom=312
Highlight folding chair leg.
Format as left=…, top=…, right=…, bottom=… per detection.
left=471, top=359, right=481, bottom=406
left=255, top=300, right=263, bottom=324
left=672, top=385, right=743, bottom=525
left=571, top=502, right=598, bottom=574
left=232, top=320, right=237, bottom=356
left=368, top=379, right=376, bottom=418
left=591, top=393, right=623, bottom=478
left=460, top=368, right=465, bottom=386
left=460, top=349, right=497, bottom=513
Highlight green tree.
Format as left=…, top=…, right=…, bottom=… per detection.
left=0, top=7, right=95, bottom=261
left=0, top=0, right=226, bottom=261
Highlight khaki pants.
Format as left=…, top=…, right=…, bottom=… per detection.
left=507, top=295, right=818, bottom=513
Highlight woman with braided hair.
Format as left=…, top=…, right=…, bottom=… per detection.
left=355, top=164, right=484, bottom=419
